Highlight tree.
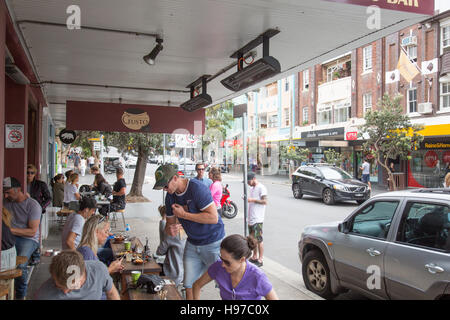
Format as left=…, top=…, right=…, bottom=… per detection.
left=203, top=101, right=235, bottom=162
left=103, top=132, right=163, bottom=202
left=358, top=93, right=424, bottom=190
left=324, top=149, right=343, bottom=166
left=280, top=145, right=310, bottom=165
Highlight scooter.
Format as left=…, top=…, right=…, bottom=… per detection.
left=220, top=184, right=238, bottom=219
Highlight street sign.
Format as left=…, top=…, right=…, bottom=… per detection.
left=93, top=141, right=101, bottom=151
left=175, top=134, right=200, bottom=148
left=5, top=124, right=24, bottom=148
left=59, top=129, right=77, bottom=144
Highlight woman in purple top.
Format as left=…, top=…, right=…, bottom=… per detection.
left=193, top=234, right=278, bottom=300
left=209, top=167, right=223, bottom=215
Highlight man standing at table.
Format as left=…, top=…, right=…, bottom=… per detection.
left=153, top=164, right=225, bottom=300
left=3, top=177, right=42, bottom=300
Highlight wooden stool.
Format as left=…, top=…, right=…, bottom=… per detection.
left=0, top=284, right=9, bottom=300
left=0, top=268, right=23, bottom=300
left=56, top=208, right=74, bottom=227
left=16, top=256, right=28, bottom=267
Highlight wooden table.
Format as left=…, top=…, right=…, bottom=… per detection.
left=121, top=275, right=183, bottom=300
left=110, top=238, right=161, bottom=275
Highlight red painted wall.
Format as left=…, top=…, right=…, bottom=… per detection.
left=0, top=0, right=6, bottom=258
left=66, top=100, right=206, bottom=135
left=5, top=78, right=28, bottom=189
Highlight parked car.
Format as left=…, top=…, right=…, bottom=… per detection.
left=298, top=188, right=450, bottom=300
left=125, top=156, right=137, bottom=168
left=291, top=164, right=370, bottom=205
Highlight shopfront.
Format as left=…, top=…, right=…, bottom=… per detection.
left=409, top=138, right=450, bottom=188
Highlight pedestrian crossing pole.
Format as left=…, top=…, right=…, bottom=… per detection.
left=243, top=112, right=248, bottom=237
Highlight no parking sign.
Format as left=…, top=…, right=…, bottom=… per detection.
left=6, top=124, right=25, bottom=148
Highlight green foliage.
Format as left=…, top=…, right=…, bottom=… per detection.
left=324, top=149, right=343, bottom=166
left=72, top=131, right=101, bottom=156
left=358, top=93, right=424, bottom=189
left=280, top=145, right=309, bottom=163
left=204, top=101, right=235, bottom=149
left=102, top=132, right=163, bottom=157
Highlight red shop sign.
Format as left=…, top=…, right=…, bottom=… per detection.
left=323, top=0, right=434, bottom=15
left=443, top=151, right=450, bottom=164
left=424, top=150, right=438, bottom=168
left=346, top=132, right=358, bottom=141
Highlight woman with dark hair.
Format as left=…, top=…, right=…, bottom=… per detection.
left=193, top=234, right=278, bottom=300
left=51, top=174, right=65, bottom=208
left=93, top=174, right=112, bottom=216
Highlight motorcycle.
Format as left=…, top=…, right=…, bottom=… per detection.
left=220, top=184, right=238, bottom=219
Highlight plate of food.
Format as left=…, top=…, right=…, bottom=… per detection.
left=112, top=235, right=125, bottom=244
left=132, top=258, right=144, bottom=265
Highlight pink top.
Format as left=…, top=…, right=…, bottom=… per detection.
left=209, top=181, right=222, bottom=209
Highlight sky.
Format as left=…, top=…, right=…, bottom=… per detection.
left=436, top=0, right=450, bottom=14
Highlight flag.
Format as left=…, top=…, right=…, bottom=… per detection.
left=397, top=51, right=419, bottom=82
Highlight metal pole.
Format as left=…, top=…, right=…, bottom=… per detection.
left=242, top=113, right=248, bottom=237
left=163, top=134, right=166, bottom=203
left=100, top=135, right=104, bottom=176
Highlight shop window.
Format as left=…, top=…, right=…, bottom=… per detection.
left=441, top=82, right=450, bottom=111
left=410, top=148, right=450, bottom=188
left=408, top=88, right=418, bottom=113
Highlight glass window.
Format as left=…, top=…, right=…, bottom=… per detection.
left=406, top=45, right=417, bottom=62
left=350, top=201, right=399, bottom=239
left=285, top=79, right=289, bottom=92
left=303, top=107, right=309, bottom=124
left=397, top=202, right=450, bottom=252
left=408, top=88, right=417, bottom=113
left=284, top=108, right=290, bottom=127
left=443, top=26, right=450, bottom=49
left=320, top=166, right=352, bottom=180
left=363, top=93, right=373, bottom=115
left=334, top=103, right=351, bottom=123
left=441, top=82, right=450, bottom=110
left=268, top=114, right=278, bottom=128
left=318, top=104, right=332, bottom=125
left=303, top=70, right=309, bottom=91
left=363, top=46, right=373, bottom=72
left=327, top=65, right=338, bottom=82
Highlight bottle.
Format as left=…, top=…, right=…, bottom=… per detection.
left=125, top=224, right=130, bottom=238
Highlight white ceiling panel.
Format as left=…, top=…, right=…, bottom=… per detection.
left=6, top=0, right=431, bottom=128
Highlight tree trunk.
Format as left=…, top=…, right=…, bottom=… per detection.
left=127, top=144, right=149, bottom=199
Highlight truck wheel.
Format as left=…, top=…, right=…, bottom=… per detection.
left=302, top=250, right=336, bottom=299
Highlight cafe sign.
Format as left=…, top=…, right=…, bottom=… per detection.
left=301, top=127, right=345, bottom=139
left=121, top=109, right=150, bottom=131
left=324, top=0, right=434, bottom=15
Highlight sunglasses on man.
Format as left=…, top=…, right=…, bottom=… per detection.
left=27, top=171, right=36, bottom=175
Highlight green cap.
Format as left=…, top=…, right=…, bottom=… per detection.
left=153, top=164, right=178, bottom=190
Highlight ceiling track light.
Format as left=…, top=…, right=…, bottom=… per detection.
left=143, top=37, right=164, bottom=66
left=180, top=75, right=212, bottom=112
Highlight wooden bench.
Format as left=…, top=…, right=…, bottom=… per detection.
left=0, top=268, right=22, bottom=300
left=0, top=284, right=9, bottom=300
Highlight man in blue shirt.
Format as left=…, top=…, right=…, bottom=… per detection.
left=193, top=163, right=212, bottom=188
left=153, top=164, right=225, bottom=300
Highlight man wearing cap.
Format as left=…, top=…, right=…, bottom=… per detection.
left=3, top=177, right=43, bottom=299
left=154, top=164, right=225, bottom=300
left=247, top=172, right=268, bottom=267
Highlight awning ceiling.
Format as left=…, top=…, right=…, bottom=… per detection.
left=5, top=0, right=432, bottom=129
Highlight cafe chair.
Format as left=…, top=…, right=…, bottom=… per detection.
left=110, top=209, right=126, bottom=231
left=0, top=268, right=23, bottom=300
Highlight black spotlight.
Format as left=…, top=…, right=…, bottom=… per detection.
left=143, top=38, right=163, bottom=65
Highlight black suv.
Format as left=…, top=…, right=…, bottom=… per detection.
left=292, top=164, right=370, bottom=205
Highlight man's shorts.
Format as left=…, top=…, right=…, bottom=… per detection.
left=362, top=174, right=370, bottom=184
left=248, top=223, right=263, bottom=243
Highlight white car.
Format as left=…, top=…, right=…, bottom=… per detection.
left=125, top=156, right=137, bottom=168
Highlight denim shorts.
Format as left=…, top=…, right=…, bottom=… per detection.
left=362, top=174, right=370, bottom=183
left=183, top=238, right=222, bottom=288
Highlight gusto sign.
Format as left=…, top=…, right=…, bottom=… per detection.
left=424, top=150, right=439, bottom=168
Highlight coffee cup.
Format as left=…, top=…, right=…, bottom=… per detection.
left=131, top=271, right=141, bottom=284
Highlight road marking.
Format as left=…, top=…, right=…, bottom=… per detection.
left=262, top=256, right=324, bottom=300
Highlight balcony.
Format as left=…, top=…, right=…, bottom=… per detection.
left=317, top=76, right=352, bottom=105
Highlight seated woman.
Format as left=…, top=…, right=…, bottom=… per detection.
left=77, top=214, right=123, bottom=274
left=155, top=205, right=186, bottom=286
left=51, top=174, right=65, bottom=209
left=92, top=174, right=112, bottom=216
left=193, top=234, right=278, bottom=300
left=63, top=173, right=81, bottom=208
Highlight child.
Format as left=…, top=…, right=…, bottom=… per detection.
left=156, top=205, right=186, bottom=286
